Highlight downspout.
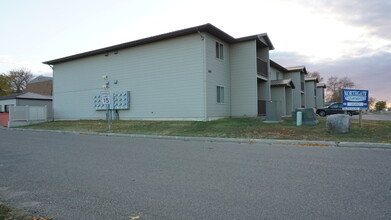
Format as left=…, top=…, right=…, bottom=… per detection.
left=199, top=31, right=207, bottom=121
left=46, top=64, right=54, bottom=96
left=46, top=64, right=54, bottom=121
left=267, top=59, right=271, bottom=101
left=196, top=28, right=207, bottom=121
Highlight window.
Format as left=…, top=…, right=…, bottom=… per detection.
left=330, top=103, right=341, bottom=109
left=215, top=42, right=224, bottom=60
left=217, top=86, right=225, bottom=104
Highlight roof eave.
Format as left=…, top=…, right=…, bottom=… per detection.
left=258, top=33, right=274, bottom=50
left=43, top=24, right=275, bottom=65
left=43, top=23, right=237, bottom=65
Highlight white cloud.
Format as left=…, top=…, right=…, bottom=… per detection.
left=0, top=55, right=52, bottom=76
left=264, top=0, right=390, bottom=63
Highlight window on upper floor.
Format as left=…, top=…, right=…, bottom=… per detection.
left=217, top=86, right=225, bottom=104
left=215, top=42, right=224, bottom=60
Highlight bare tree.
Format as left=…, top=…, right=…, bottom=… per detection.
left=368, top=97, right=376, bottom=109
left=308, top=71, right=324, bottom=82
left=326, top=76, right=355, bottom=102
left=7, top=68, right=34, bottom=93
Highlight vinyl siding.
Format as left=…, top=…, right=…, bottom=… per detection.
left=271, top=87, right=285, bottom=112
left=53, top=34, right=205, bottom=120
left=270, top=66, right=278, bottom=80
left=0, top=100, right=16, bottom=112
left=257, top=48, right=271, bottom=101
left=204, top=33, right=231, bottom=119
left=257, top=80, right=268, bottom=100
left=285, top=88, right=293, bottom=115
left=290, top=72, right=303, bottom=109
left=305, top=81, right=316, bottom=108
left=230, top=41, right=257, bottom=116
left=316, top=87, right=325, bottom=108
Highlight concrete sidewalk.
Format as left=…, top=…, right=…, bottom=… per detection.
left=10, top=127, right=391, bottom=150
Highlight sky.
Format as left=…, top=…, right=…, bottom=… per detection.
left=1, top=0, right=390, bottom=104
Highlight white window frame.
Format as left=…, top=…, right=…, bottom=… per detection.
left=217, top=85, right=225, bottom=104
left=215, top=41, right=224, bottom=60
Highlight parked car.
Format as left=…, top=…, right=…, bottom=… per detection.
left=316, top=103, right=359, bottom=117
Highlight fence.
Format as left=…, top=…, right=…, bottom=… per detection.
left=8, top=105, right=48, bottom=127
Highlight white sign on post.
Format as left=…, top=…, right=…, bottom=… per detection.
left=100, top=91, right=111, bottom=105
left=100, top=91, right=111, bottom=130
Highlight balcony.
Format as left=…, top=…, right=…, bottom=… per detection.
left=257, top=58, right=268, bottom=78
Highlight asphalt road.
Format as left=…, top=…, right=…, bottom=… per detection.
left=1, top=129, right=390, bottom=220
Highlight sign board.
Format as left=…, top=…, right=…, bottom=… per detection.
left=342, top=89, right=368, bottom=110
left=100, top=91, right=111, bottom=105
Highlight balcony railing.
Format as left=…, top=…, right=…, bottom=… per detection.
left=257, top=58, right=268, bottom=78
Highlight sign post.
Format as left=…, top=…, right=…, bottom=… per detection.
left=100, top=91, right=111, bottom=130
left=342, top=89, right=369, bottom=128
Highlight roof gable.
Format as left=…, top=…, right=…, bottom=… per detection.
left=271, top=79, right=295, bottom=88
left=305, top=77, right=319, bottom=83
left=285, top=66, right=308, bottom=75
left=317, top=83, right=326, bottom=88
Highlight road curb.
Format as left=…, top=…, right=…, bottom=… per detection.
left=337, top=142, right=391, bottom=149
left=8, top=127, right=391, bottom=149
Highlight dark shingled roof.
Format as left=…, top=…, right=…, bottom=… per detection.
left=0, top=92, right=52, bottom=100
left=0, top=93, right=23, bottom=100
left=285, top=66, right=308, bottom=75
left=305, top=77, right=319, bottom=82
left=271, top=79, right=295, bottom=89
left=317, top=83, right=326, bottom=88
left=43, top=23, right=274, bottom=65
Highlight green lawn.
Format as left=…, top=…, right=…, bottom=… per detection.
left=24, top=117, right=391, bottom=144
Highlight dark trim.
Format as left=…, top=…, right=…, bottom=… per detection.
left=43, top=23, right=274, bottom=65
left=305, top=77, right=319, bottom=83
left=0, top=93, right=23, bottom=100
left=317, top=83, right=326, bottom=88
left=16, top=97, right=52, bottom=101
left=286, top=66, right=308, bottom=75
left=236, top=33, right=274, bottom=50
left=0, top=92, right=52, bottom=101
left=270, top=79, right=295, bottom=89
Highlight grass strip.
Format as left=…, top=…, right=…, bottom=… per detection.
left=24, top=117, right=391, bottom=144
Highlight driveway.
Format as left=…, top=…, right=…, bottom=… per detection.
left=1, top=129, right=391, bottom=219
